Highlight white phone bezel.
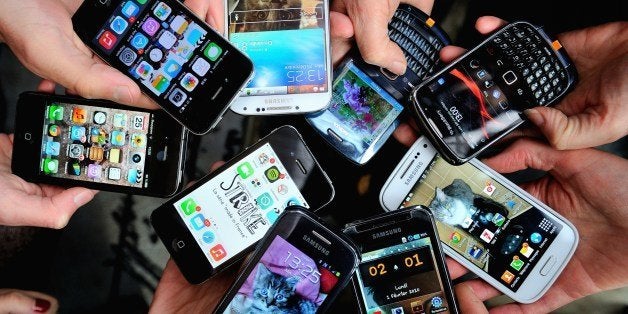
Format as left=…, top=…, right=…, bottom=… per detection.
left=379, top=136, right=579, bottom=303
left=224, top=0, right=333, bottom=115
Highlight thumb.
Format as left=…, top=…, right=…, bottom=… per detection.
left=454, top=283, right=489, bottom=314
left=524, top=106, right=605, bottom=150
left=20, top=188, right=96, bottom=229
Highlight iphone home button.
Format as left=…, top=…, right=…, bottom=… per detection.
left=540, top=256, right=557, bottom=276
left=172, top=239, right=186, bottom=251
left=24, top=133, right=31, bottom=140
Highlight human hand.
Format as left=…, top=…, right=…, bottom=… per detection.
left=0, top=289, right=59, bottom=313
left=330, top=0, right=434, bottom=74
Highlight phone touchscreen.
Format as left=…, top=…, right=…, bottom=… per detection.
left=38, top=100, right=154, bottom=188
left=173, top=143, right=308, bottom=267
left=399, top=155, right=562, bottom=291
left=228, top=0, right=329, bottom=97
left=355, top=229, right=452, bottom=313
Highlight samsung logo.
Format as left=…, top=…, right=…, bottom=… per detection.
left=372, top=227, right=402, bottom=239
left=404, top=161, right=423, bottom=185
left=302, top=235, right=330, bottom=256
left=265, top=98, right=293, bottom=104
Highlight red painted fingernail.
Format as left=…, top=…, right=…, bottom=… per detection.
left=34, top=298, right=51, bottom=313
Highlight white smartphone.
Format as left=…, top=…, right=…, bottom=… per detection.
left=225, top=0, right=332, bottom=115
left=379, top=136, right=578, bottom=303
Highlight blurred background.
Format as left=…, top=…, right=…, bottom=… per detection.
left=0, top=0, right=626, bottom=312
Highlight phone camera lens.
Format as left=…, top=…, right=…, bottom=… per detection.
left=132, top=154, right=142, bottom=163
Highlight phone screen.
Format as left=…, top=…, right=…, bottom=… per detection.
left=307, top=59, right=403, bottom=162
left=399, top=155, right=562, bottom=291
left=39, top=100, right=154, bottom=187
left=92, top=0, right=230, bottom=112
left=228, top=0, right=328, bottom=96
left=355, top=229, right=451, bottom=313
left=173, top=143, right=308, bottom=267
left=220, top=233, right=341, bottom=313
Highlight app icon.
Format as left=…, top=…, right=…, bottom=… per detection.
left=461, top=216, right=473, bottom=228
left=202, top=231, right=215, bottom=244
left=108, top=167, right=121, bottom=180
left=431, top=296, right=443, bottom=308
left=501, top=270, right=515, bottom=284
left=180, top=73, right=198, bottom=92
left=168, top=88, right=187, bottom=107
left=153, top=2, right=172, bottom=21
left=491, top=89, right=502, bottom=99
left=204, top=43, right=222, bottom=61
left=256, top=192, right=274, bottom=210
left=151, top=74, right=170, bottom=93
left=285, top=197, right=301, bottom=207
left=484, top=80, right=495, bottom=88
left=180, top=198, right=200, bottom=216
left=44, top=141, right=60, bottom=156
left=277, top=184, right=288, bottom=195
left=130, top=33, right=149, bottom=50
left=91, top=111, right=106, bottom=125
left=131, top=133, right=147, bottom=148
left=480, top=229, right=495, bottom=243
left=468, top=245, right=483, bottom=259
left=191, top=213, right=211, bottom=230
left=538, top=218, right=552, bottom=232
left=135, top=61, right=153, bottom=79
left=48, top=124, right=60, bottom=137
left=42, top=158, right=58, bottom=174
left=111, top=130, right=126, bottom=146
left=476, top=70, right=488, bottom=80
left=141, top=17, right=160, bottom=36
left=265, top=209, right=281, bottom=224
left=127, top=168, right=141, bottom=184
left=170, top=15, right=189, bottom=34
left=401, top=237, right=407, bottom=243
left=118, top=47, right=137, bottom=66
left=70, top=126, right=86, bottom=141
left=68, top=162, right=81, bottom=176
left=186, top=26, right=205, bottom=45
left=492, top=213, right=506, bottom=227
left=258, top=153, right=271, bottom=165
left=131, top=152, right=144, bottom=164
left=510, top=256, right=524, bottom=271
left=89, top=146, right=104, bottom=161
left=121, top=1, right=139, bottom=18
left=87, top=164, right=102, bottom=179
left=108, top=148, right=121, bottom=163
left=483, top=181, right=496, bottom=196
left=98, top=30, right=117, bottom=50
left=48, top=104, right=64, bottom=120
left=163, top=60, right=182, bottom=78
left=158, top=31, right=177, bottom=49
left=530, top=232, right=543, bottom=244
left=90, top=127, right=106, bottom=144
left=149, top=48, right=164, bottom=62
left=264, top=166, right=281, bottom=182
left=113, top=113, right=127, bottom=128
left=250, top=178, right=262, bottom=188
left=191, top=57, right=211, bottom=77
left=410, top=301, right=424, bottom=314
left=236, top=162, right=254, bottom=179
left=520, top=242, right=534, bottom=258
left=210, top=244, right=227, bottom=261
left=506, top=200, right=516, bottom=209
left=391, top=307, right=404, bottom=314
left=132, top=115, right=145, bottom=130
left=450, top=232, right=462, bottom=244
left=110, top=16, right=128, bottom=35
left=72, top=107, right=87, bottom=124
left=68, top=144, right=84, bottom=159
left=136, top=0, right=147, bottom=4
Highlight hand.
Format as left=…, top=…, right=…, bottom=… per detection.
left=330, top=0, right=434, bottom=74
left=0, top=289, right=59, bottom=313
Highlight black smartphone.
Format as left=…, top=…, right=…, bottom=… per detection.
left=213, top=205, right=360, bottom=313
left=150, top=125, right=334, bottom=284
left=72, top=0, right=254, bottom=135
left=343, top=206, right=459, bottom=314
left=11, top=92, right=187, bottom=197
left=305, top=5, right=450, bottom=165
left=411, top=21, right=578, bottom=165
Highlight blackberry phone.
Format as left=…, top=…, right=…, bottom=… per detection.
left=412, top=21, right=577, bottom=165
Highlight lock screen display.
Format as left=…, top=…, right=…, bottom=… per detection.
left=399, top=156, right=562, bottom=291
left=39, top=101, right=153, bottom=187
left=173, top=143, right=307, bottom=267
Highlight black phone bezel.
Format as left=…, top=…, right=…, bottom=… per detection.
left=213, top=205, right=360, bottom=313
left=11, top=91, right=186, bottom=197
left=71, top=0, right=254, bottom=135
left=150, top=125, right=335, bottom=284
left=342, top=205, right=459, bottom=314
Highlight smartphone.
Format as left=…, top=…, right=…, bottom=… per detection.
left=343, top=206, right=459, bottom=314
left=305, top=6, right=450, bottom=164
left=226, top=0, right=332, bottom=115
left=150, top=125, right=334, bottom=283
left=411, top=21, right=578, bottom=165
left=11, top=91, right=186, bottom=197
left=379, top=136, right=578, bottom=303
left=213, top=205, right=360, bottom=313
left=72, top=0, right=254, bottom=135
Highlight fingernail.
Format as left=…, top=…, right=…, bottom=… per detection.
left=34, top=298, right=51, bottom=313
left=524, top=109, right=544, bottom=126
left=390, top=61, right=407, bottom=75
left=74, top=190, right=94, bottom=206
left=113, top=85, right=133, bottom=104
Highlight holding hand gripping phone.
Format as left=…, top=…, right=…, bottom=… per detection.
left=412, top=21, right=577, bottom=165
left=150, top=125, right=334, bottom=284
left=379, top=137, right=578, bottom=303
left=343, top=206, right=459, bottom=314
left=213, top=206, right=360, bottom=313
left=72, top=0, right=253, bottom=135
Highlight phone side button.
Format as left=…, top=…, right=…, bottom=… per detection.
left=539, top=256, right=557, bottom=276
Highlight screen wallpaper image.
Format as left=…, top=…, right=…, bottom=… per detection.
left=93, top=0, right=228, bottom=111
left=399, top=156, right=561, bottom=291
left=39, top=102, right=152, bottom=187
left=222, top=235, right=340, bottom=313
left=174, top=143, right=307, bottom=267
left=357, top=236, right=451, bottom=314
left=307, top=60, right=403, bottom=161
left=229, top=0, right=328, bottom=96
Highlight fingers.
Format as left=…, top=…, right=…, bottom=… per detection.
left=440, top=46, right=467, bottom=63
left=210, top=161, right=225, bottom=173
left=481, top=138, right=561, bottom=174
left=393, top=122, right=419, bottom=147
left=184, top=0, right=224, bottom=34
left=0, top=289, right=58, bottom=314
left=445, top=257, right=470, bottom=279
left=454, top=283, right=489, bottom=313
left=403, top=0, right=435, bottom=15
left=37, top=80, right=57, bottom=93
left=330, top=11, right=355, bottom=67
left=474, top=16, right=508, bottom=35
left=14, top=188, right=96, bottom=229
